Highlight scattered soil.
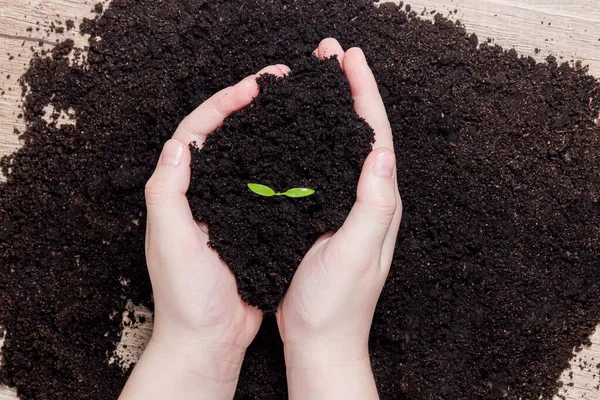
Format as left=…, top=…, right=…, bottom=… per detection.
left=1, top=1, right=599, bottom=400
left=188, top=58, right=373, bottom=310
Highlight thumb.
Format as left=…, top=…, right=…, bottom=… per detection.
left=145, top=139, right=197, bottom=242
left=334, top=148, right=397, bottom=254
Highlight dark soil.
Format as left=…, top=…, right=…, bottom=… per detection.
left=1, top=1, right=600, bottom=400
left=188, top=58, right=373, bottom=310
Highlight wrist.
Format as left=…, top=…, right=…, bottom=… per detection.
left=149, top=315, right=252, bottom=381
left=283, top=338, right=370, bottom=371
left=120, top=334, right=247, bottom=400
left=146, top=333, right=247, bottom=386
left=283, top=341, right=378, bottom=400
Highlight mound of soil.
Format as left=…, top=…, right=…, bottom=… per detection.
left=188, top=57, right=373, bottom=311
left=1, top=1, right=599, bottom=399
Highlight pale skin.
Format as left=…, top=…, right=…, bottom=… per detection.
left=120, top=38, right=401, bottom=400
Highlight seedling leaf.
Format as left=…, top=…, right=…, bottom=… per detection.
left=283, top=188, right=315, bottom=198
left=248, top=183, right=276, bottom=197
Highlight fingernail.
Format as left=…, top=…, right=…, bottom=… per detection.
left=354, top=47, right=366, bottom=61
left=275, top=64, right=291, bottom=75
left=373, top=150, right=395, bottom=177
left=198, top=222, right=209, bottom=234
left=160, top=139, right=183, bottom=166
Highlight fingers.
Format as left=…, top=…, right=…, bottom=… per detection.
left=312, top=39, right=392, bottom=149
left=381, top=186, right=402, bottom=266
left=333, top=148, right=398, bottom=258
left=155, top=63, right=291, bottom=243
left=145, top=139, right=197, bottom=242
left=343, top=48, right=393, bottom=150
left=174, top=64, right=291, bottom=146
left=313, top=38, right=345, bottom=66
left=311, top=38, right=399, bottom=268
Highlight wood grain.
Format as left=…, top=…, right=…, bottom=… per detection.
left=0, top=0, right=96, bottom=181
left=0, top=1, right=599, bottom=399
left=395, top=0, right=600, bottom=74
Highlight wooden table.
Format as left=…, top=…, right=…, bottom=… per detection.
left=1, top=1, right=599, bottom=398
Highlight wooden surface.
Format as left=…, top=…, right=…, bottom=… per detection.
left=1, top=0, right=599, bottom=398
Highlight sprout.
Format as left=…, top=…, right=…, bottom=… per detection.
left=247, top=183, right=315, bottom=198
left=281, top=187, right=315, bottom=198
left=247, top=183, right=277, bottom=197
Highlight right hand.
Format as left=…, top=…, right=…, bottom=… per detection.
left=276, top=38, right=402, bottom=398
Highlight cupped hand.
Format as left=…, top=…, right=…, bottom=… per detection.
left=276, top=39, right=402, bottom=399
left=120, top=64, right=290, bottom=400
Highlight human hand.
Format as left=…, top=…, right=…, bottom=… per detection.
left=119, top=64, right=291, bottom=400
left=277, top=39, right=402, bottom=399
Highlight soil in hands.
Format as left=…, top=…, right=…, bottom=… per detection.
left=188, top=57, right=373, bottom=311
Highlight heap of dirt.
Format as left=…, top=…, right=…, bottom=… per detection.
left=1, top=1, right=599, bottom=399
left=188, top=57, right=373, bottom=311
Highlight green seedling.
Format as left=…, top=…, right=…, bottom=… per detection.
left=247, top=183, right=315, bottom=198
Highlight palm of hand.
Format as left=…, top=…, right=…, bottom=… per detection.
left=146, top=219, right=261, bottom=351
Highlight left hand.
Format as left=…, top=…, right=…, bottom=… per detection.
left=120, top=64, right=290, bottom=400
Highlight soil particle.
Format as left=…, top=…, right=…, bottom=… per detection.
left=1, top=1, right=600, bottom=400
